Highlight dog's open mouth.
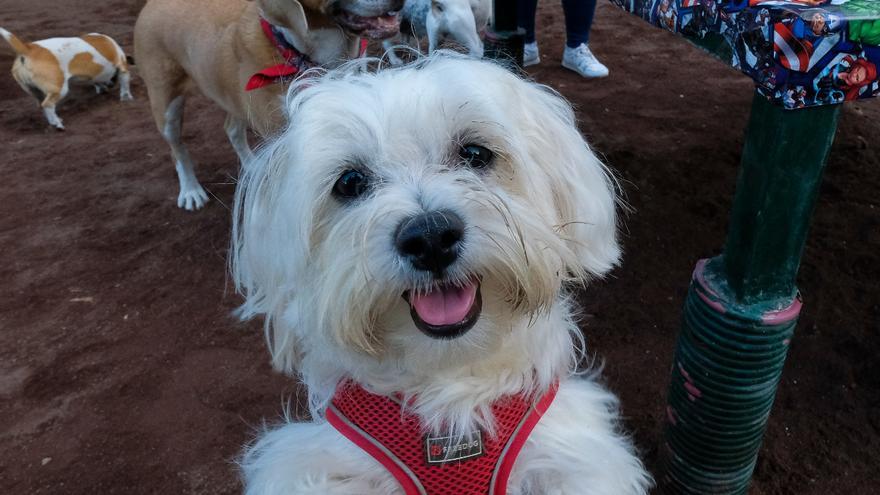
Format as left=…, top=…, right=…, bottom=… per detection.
left=404, top=278, right=482, bottom=339
left=335, top=10, right=401, bottom=39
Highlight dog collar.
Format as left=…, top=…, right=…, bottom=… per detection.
left=326, top=380, right=558, bottom=495
left=246, top=18, right=368, bottom=91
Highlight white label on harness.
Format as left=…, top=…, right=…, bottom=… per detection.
left=425, top=431, right=484, bottom=464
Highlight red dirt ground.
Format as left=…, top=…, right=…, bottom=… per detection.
left=1, top=1, right=878, bottom=494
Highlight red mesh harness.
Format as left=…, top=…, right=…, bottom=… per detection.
left=326, top=381, right=559, bottom=495
left=246, top=18, right=369, bottom=91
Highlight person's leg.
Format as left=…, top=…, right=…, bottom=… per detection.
left=517, top=0, right=540, bottom=44
left=561, top=0, right=598, bottom=48
left=518, top=0, right=541, bottom=66
left=560, top=0, right=608, bottom=77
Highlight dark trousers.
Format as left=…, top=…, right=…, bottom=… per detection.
left=517, top=0, right=598, bottom=48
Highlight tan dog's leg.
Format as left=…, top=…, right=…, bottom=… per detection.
left=162, top=95, right=210, bottom=210
left=144, top=80, right=209, bottom=210
left=224, top=114, right=254, bottom=166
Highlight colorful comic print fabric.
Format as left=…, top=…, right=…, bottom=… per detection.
left=611, top=0, right=880, bottom=108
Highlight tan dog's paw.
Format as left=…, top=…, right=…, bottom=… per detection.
left=177, top=185, right=209, bottom=211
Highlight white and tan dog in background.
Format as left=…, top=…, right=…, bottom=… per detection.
left=232, top=54, right=652, bottom=494
left=134, top=0, right=404, bottom=211
left=383, top=0, right=491, bottom=64
left=0, top=28, right=132, bottom=130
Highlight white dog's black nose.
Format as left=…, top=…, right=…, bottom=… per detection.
left=395, top=211, right=464, bottom=275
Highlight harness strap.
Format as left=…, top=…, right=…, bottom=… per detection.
left=326, top=381, right=559, bottom=495
left=491, top=386, right=558, bottom=495
left=327, top=403, right=425, bottom=495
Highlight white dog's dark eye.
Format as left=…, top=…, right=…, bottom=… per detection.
left=333, top=170, right=369, bottom=200
left=459, top=144, right=493, bottom=169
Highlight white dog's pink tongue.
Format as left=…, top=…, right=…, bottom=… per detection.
left=410, top=282, right=477, bottom=326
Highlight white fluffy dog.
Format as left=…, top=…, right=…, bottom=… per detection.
left=383, top=0, right=490, bottom=64
left=232, top=53, right=652, bottom=495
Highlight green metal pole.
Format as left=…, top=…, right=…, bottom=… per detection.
left=661, top=93, right=841, bottom=494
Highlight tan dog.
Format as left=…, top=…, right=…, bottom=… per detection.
left=0, top=28, right=132, bottom=130
left=134, top=0, right=403, bottom=211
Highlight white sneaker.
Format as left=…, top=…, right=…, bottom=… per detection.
left=523, top=41, right=540, bottom=67
left=562, top=43, right=609, bottom=78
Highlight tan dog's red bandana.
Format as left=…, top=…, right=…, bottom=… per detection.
left=246, top=18, right=368, bottom=91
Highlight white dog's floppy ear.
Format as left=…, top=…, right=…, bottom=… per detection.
left=231, top=137, right=312, bottom=374
left=515, top=82, right=621, bottom=280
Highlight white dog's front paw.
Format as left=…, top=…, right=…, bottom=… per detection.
left=177, top=185, right=209, bottom=211
left=120, top=91, right=134, bottom=102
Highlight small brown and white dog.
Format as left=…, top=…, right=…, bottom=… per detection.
left=0, top=28, right=132, bottom=130
left=134, top=0, right=404, bottom=211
